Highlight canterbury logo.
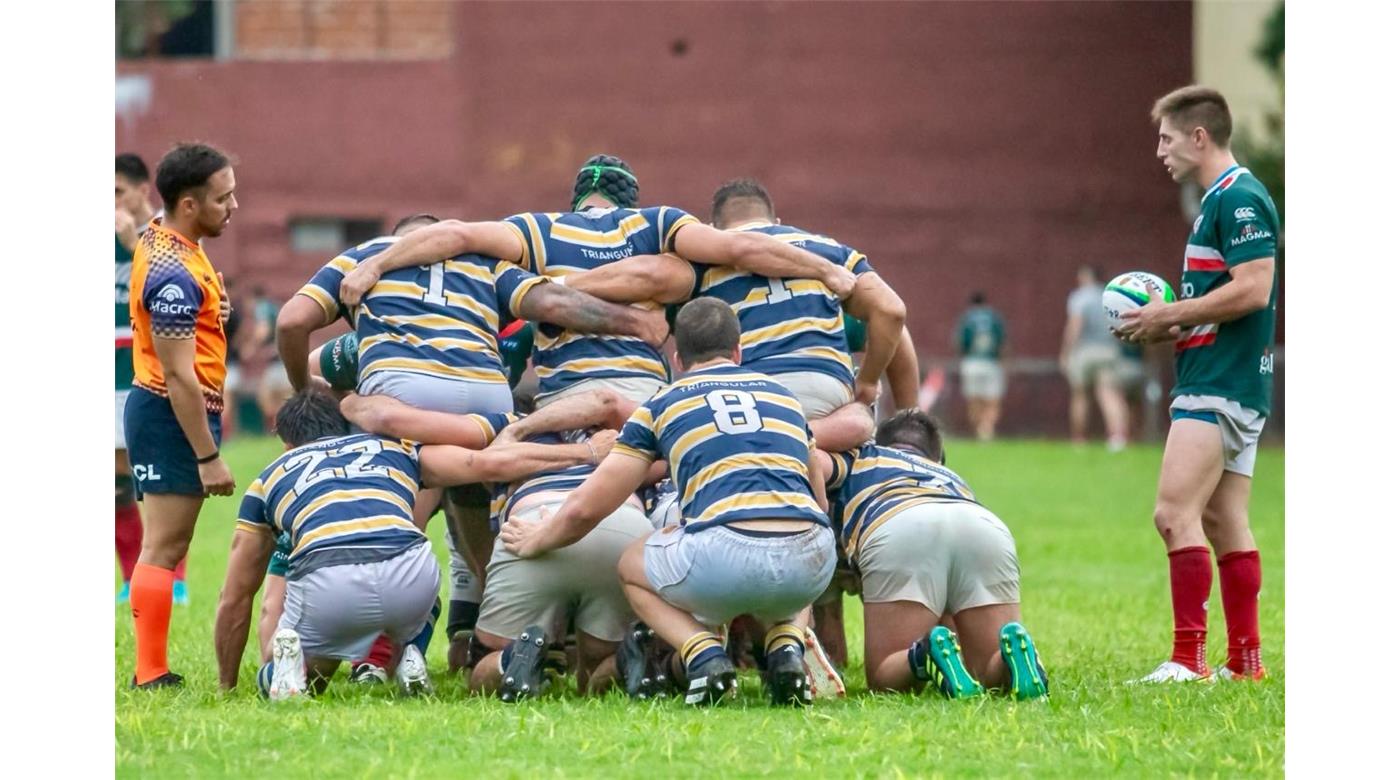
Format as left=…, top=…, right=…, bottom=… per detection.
left=156, top=283, right=185, bottom=302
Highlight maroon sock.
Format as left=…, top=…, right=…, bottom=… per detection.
left=173, top=556, right=188, bottom=581
left=1218, top=550, right=1262, bottom=674
left=1168, top=546, right=1212, bottom=674
left=115, top=504, right=144, bottom=582
left=358, top=634, right=396, bottom=670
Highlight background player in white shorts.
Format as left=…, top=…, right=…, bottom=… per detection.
left=953, top=292, right=1007, bottom=442
left=1061, top=265, right=1130, bottom=450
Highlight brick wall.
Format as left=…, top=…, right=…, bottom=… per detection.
left=235, top=0, right=452, bottom=60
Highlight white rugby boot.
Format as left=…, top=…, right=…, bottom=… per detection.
left=1130, top=660, right=1207, bottom=684
left=395, top=644, right=433, bottom=696
left=802, top=627, right=846, bottom=699
left=268, top=628, right=308, bottom=701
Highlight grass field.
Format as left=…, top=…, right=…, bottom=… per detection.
left=115, top=436, right=1284, bottom=778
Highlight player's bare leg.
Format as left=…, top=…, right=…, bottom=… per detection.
left=258, top=574, right=287, bottom=660
left=617, top=539, right=736, bottom=705
left=981, top=398, right=1002, bottom=441
left=130, top=492, right=201, bottom=685
left=862, top=600, right=939, bottom=692
left=1202, top=471, right=1265, bottom=679
left=953, top=603, right=1022, bottom=689
left=1068, top=386, right=1090, bottom=443
left=1137, top=419, right=1225, bottom=682
left=576, top=632, right=620, bottom=695
left=1094, top=370, right=1130, bottom=450
left=115, top=449, right=143, bottom=602
left=467, top=629, right=511, bottom=694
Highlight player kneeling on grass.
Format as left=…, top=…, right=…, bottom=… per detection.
left=214, top=388, right=606, bottom=699
left=502, top=298, right=836, bottom=707
left=813, top=410, right=1049, bottom=700
left=342, top=388, right=647, bottom=702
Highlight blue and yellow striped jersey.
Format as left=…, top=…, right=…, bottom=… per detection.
left=457, top=411, right=599, bottom=530
left=298, top=236, right=550, bottom=386
left=236, top=433, right=427, bottom=578
left=691, top=221, right=872, bottom=386
left=501, top=206, right=699, bottom=396
left=614, top=362, right=827, bottom=532
left=826, top=443, right=979, bottom=558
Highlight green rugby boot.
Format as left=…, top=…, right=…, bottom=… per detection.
left=920, top=626, right=985, bottom=699
left=999, top=622, right=1049, bottom=700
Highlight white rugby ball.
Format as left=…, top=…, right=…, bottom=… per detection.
left=1102, top=272, right=1177, bottom=333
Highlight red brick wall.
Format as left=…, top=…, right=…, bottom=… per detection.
left=235, top=1, right=452, bottom=60
left=117, top=1, right=1247, bottom=436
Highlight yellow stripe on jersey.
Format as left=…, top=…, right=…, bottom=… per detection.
left=502, top=221, right=531, bottom=268
left=760, top=418, right=811, bottom=447
left=693, top=491, right=823, bottom=524
left=751, top=391, right=805, bottom=415
left=235, top=519, right=274, bottom=536
left=785, top=346, right=854, bottom=367
left=442, top=259, right=497, bottom=284
left=701, top=267, right=748, bottom=289
left=612, top=442, right=655, bottom=462
left=359, top=329, right=496, bottom=356
left=524, top=215, right=548, bottom=272
left=845, top=250, right=868, bottom=272
left=681, top=453, right=810, bottom=505
left=291, top=489, right=414, bottom=533
left=360, top=357, right=507, bottom=383
left=653, top=395, right=709, bottom=433
left=441, top=291, right=499, bottom=330
left=663, top=212, right=698, bottom=250
left=629, top=405, right=655, bottom=428
left=367, top=311, right=480, bottom=333
left=297, top=285, right=338, bottom=321
left=508, top=274, right=550, bottom=318
left=669, top=421, right=722, bottom=465
left=548, top=214, right=651, bottom=247
left=365, top=280, right=424, bottom=299
left=327, top=255, right=357, bottom=274
left=292, top=515, right=421, bottom=554
left=533, top=355, right=668, bottom=379
left=740, top=316, right=843, bottom=348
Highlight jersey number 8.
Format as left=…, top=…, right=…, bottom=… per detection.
left=705, top=390, right=762, bottom=434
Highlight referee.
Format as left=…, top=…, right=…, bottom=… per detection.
left=124, top=143, right=238, bottom=689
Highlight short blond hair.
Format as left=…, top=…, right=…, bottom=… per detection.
left=1151, top=86, right=1233, bottom=147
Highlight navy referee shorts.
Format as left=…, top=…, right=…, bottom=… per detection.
left=124, top=386, right=223, bottom=500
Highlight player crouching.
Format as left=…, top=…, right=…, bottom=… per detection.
left=503, top=299, right=837, bottom=707
left=815, top=410, right=1049, bottom=700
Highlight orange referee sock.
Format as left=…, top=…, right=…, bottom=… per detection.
left=131, top=562, right=176, bottom=684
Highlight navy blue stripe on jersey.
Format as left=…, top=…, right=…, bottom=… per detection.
left=692, top=222, right=872, bottom=386
left=615, top=362, right=827, bottom=532
left=827, top=443, right=979, bottom=558
left=500, top=206, right=699, bottom=396
left=236, top=433, right=426, bottom=576
left=298, top=237, right=548, bottom=385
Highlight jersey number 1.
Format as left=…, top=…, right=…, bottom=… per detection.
left=423, top=264, right=448, bottom=305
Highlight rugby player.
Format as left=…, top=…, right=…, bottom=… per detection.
left=124, top=143, right=237, bottom=689
left=334, top=155, right=859, bottom=409
left=502, top=299, right=836, bottom=707
left=215, top=389, right=614, bottom=698
left=557, top=177, right=917, bottom=447
left=1117, top=87, right=1279, bottom=683
left=343, top=389, right=653, bottom=701
left=814, top=410, right=1048, bottom=699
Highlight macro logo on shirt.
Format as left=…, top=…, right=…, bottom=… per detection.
left=151, top=282, right=193, bottom=317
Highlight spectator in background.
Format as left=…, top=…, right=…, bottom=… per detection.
left=220, top=278, right=252, bottom=437
left=1060, top=265, right=1130, bottom=451
left=953, top=292, right=1006, bottom=441
left=251, top=287, right=295, bottom=427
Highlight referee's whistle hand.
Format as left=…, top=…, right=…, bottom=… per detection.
left=200, top=458, right=236, bottom=496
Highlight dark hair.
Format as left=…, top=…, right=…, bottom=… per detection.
left=392, top=212, right=440, bottom=236
left=674, top=297, right=740, bottom=369
left=274, top=388, right=350, bottom=447
left=875, top=409, right=945, bottom=463
left=710, top=178, right=775, bottom=227
left=116, top=153, right=150, bottom=183
left=969, top=291, right=986, bottom=305
left=155, top=142, right=231, bottom=212
left=1151, top=85, right=1233, bottom=147
left=571, top=154, right=639, bottom=210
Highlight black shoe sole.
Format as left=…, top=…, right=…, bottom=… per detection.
left=684, top=668, right=737, bottom=706
left=499, top=627, right=548, bottom=703
left=131, top=672, right=184, bottom=690
left=766, top=656, right=812, bottom=707
left=617, top=624, right=656, bottom=699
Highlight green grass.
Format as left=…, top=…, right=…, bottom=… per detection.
left=116, top=437, right=1283, bottom=778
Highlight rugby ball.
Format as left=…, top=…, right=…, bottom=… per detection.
left=1102, top=272, right=1177, bottom=333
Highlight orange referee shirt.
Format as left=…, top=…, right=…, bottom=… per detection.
left=128, top=217, right=228, bottom=413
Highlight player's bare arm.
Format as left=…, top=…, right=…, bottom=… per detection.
left=339, top=220, right=523, bottom=307
left=516, top=282, right=671, bottom=348
left=275, top=295, right=335, bottom=391
left=418, top=431, right=614, bottom=488
left=811, top=402, right=875, bottom=452
left=806, top=446, right=831, bottom=514
left=1119, top=258, right=1274, bottom=343
left=564, top=253, right=696, bottom=305
left=494, top=388, right=638, bottom=445
left=883, top=327, right=921, bottom=410
left=214, top=527, right=275, bottom=690
left=671, top=222, right=857, bottom=299
left=152, top=334, right=234, bottom=495
left=339, top=393, right=496, bottom=449
left=841, top=272, right=909, bottom=405
left=500, top=451, right=653, bottom=558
